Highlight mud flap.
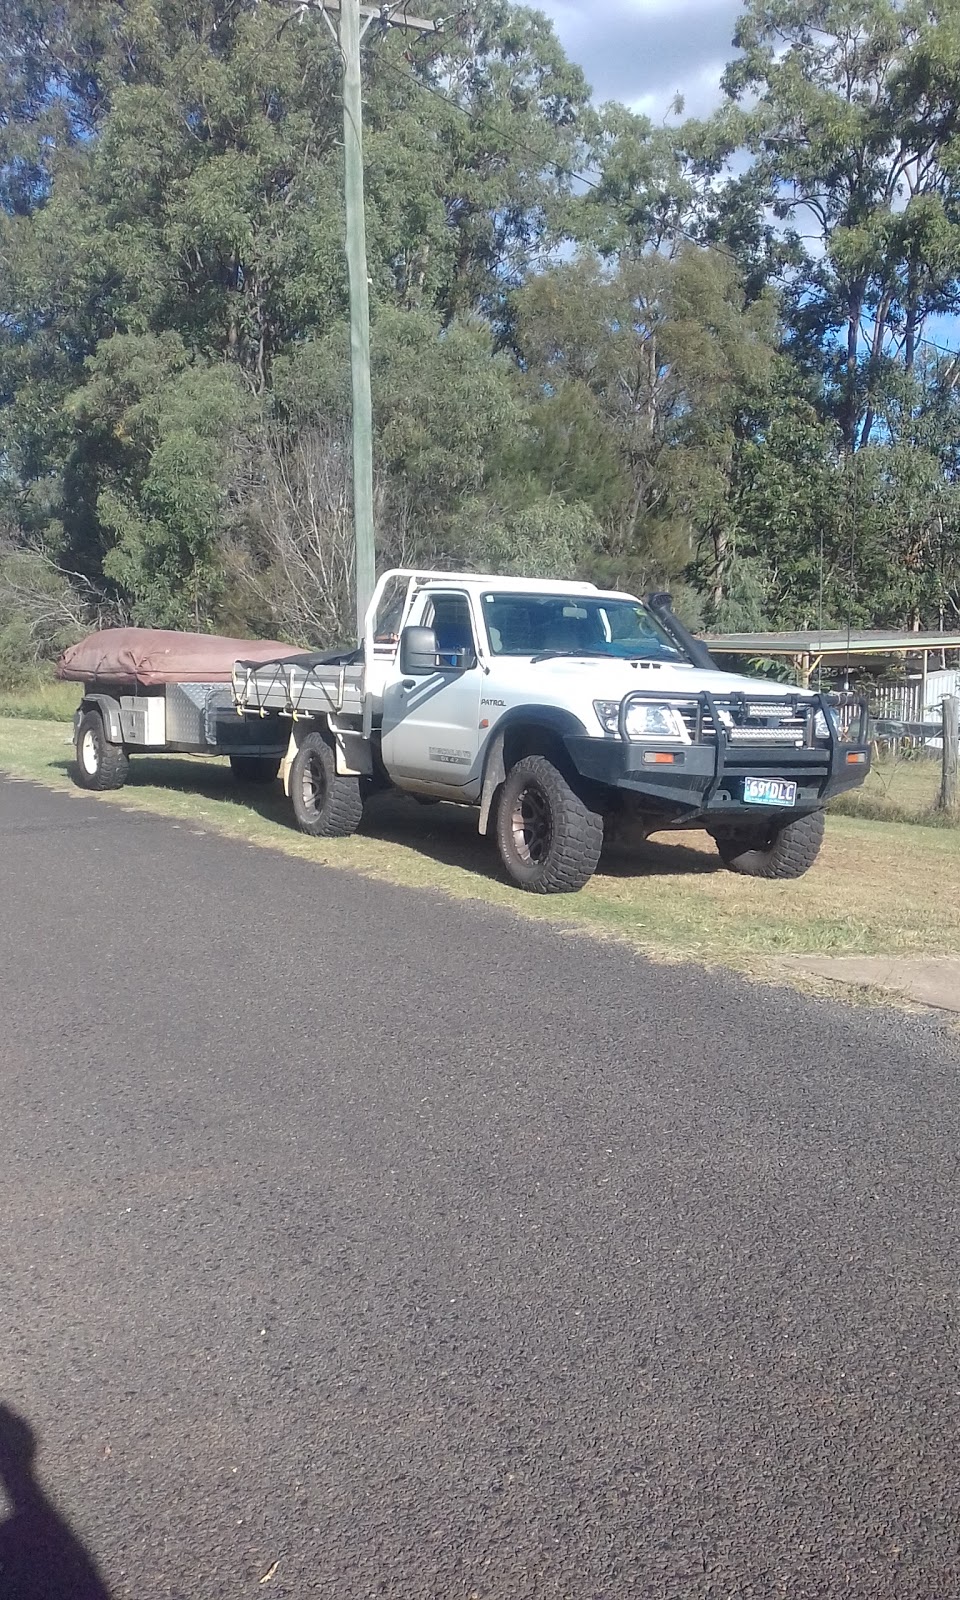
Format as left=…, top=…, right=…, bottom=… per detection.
left=478, top=731, right=506, bottom=835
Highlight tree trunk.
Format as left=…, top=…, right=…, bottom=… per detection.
left=905, top=306, right=917, bottom=373
left=711, top=521, right=728, bottom=612
left=842, top=289, right=862, bottom=453
left=860, top=405, right=875, bottom=449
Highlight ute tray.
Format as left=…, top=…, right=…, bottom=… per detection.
left=233, top=647, right=365, bottom=720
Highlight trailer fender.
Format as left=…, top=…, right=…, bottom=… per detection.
left=79, top=693, right=123, bottom=745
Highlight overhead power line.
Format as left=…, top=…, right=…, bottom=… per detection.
left=376, top=53, right=607, bottom=192
left=171, top=3, right=960, bottom=389
left=384, top=56, right=960, bottom=365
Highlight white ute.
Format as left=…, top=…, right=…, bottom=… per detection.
left=233, top=569, right=871, bottom=894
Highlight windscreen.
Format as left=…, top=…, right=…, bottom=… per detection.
left=481, top=593, right=688, bottom=662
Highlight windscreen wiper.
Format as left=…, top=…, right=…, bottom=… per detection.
left=530, top=648, right=609, bottom=664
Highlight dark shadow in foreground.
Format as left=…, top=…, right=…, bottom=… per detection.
left=49, top=752, right=723, bottom=880
left=0, top=1404, right=112, bottom=1600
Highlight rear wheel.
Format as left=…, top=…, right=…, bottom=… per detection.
left=714, top=808, right=825, bottom=880
left=289, top=732, right=363, bottom=838
left=229, top=754, right=281, bottom=785
left=496, top=755, right=603, bottom=894
left=74, top=710, right=129, bottom=792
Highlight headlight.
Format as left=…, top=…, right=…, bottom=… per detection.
left=594, top=699, right=688, bottom=740
left=814, top=707, right=839, bottom=740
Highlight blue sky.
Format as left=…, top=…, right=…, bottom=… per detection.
left=539, top=0, right=741, bottom=118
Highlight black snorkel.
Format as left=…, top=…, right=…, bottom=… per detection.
left=644, top=591, right=720, bottom=672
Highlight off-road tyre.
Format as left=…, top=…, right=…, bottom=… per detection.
left=496, top=754, right=603, bottom=894
left=289, top=732, right=363, bottom=838
left=714, top=808, right=825, bottom=880
left=74, top=709, right=129, bottom=791
left=229, top=754, right=281, bottom=785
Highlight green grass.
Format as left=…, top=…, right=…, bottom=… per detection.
left=831, top=752, right=949, bottom=825
left=3, top=715, right=959, bottom=982
left=0, top=679, right=81, bottom=722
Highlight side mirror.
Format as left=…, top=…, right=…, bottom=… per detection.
left=399, top=625, right=440, bottom=675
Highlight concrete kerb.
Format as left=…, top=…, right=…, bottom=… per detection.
left=786, top=955, right=960, bottom=1014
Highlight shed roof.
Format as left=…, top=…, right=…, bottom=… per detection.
left=704, top=628, right=960, bottom=659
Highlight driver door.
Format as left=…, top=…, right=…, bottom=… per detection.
left=380, top=591, right=484, bottom=787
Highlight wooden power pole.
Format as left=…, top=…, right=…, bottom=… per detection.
left=314, top=0, right=439, bottom=638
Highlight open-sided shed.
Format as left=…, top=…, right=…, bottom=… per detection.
left=703, top=627, right=960, bottom=695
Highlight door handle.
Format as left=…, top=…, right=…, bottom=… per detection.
left=402, top=678, right=416, bottom=690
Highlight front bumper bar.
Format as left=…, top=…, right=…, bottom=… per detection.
left=565, top=689, right=871, bottom=821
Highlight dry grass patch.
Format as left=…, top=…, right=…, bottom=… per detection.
left=2, top=716, right=958, bottom=975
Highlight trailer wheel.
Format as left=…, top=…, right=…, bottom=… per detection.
left=714, top=808, right=825, bottom=880
left=289, top=732, right=363, bottom=837
left=496, top=755, right=603, bottom=894
left=229, top=754, right=281, bottom=785
left=74, top=709, right=129, bottom=792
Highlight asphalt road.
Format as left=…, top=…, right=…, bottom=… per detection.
left=2, top=775, right=960, bottom=1600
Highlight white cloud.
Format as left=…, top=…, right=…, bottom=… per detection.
left=628, top=56, right=732, bottom=121
left=539, top=0, right=740, bottom=117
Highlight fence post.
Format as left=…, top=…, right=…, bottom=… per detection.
left=940, top=695, right=960, bottom=815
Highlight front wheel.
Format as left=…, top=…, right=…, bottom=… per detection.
left=289, top=732, right=363, bottom=838
left=496, top=755, right=603, bottom=894
left=74, top=710, right=129, bottom=791
left=714, top=808, right=825, bottom=880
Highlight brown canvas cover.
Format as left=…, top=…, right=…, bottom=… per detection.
left=57, top=627, right=301, bottom=687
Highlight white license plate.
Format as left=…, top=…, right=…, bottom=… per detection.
left=743, top=776, right=797, bottom=807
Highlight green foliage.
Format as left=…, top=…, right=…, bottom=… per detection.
left=0, top=542, right=88, bottom=683
left=512, top=245, right=777, bottom=598
left=274, top=308, right=524, bottom=509
left=447, top=496, right=602, bottom=578
left=721, top=0, right=960, bottom=448
left=0, top=679, right=81, bottom=719
left=4, top=0, right=960, bottom=656
left=63, top=333, right=252, bottom=624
